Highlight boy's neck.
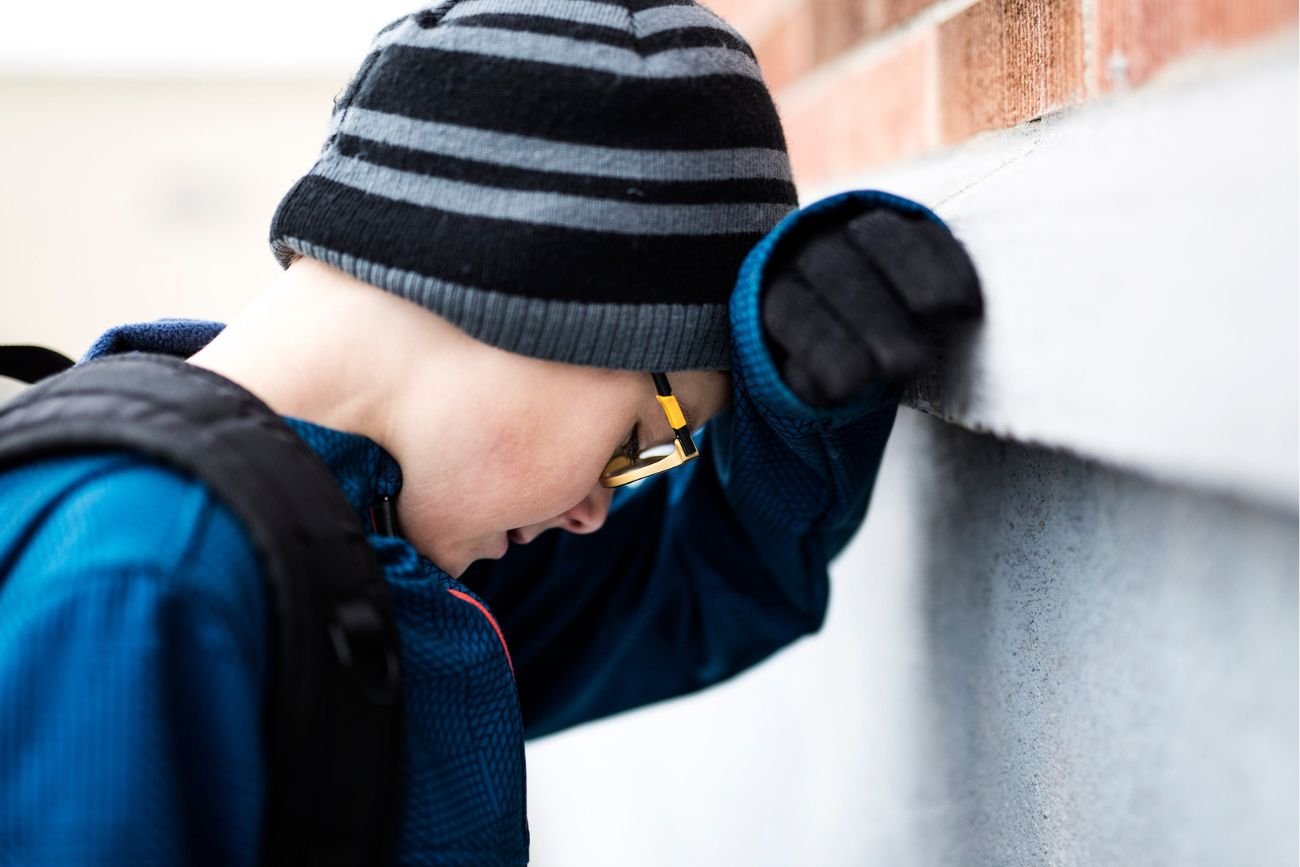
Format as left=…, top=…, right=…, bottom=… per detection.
left=186, top=257, right=468, bottom=462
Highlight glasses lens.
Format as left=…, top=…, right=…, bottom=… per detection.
left=601, top=373, right=702, bottom=488
left=601, top=442, right=692, bottom=488
left=634, top=443, right=676, bottom=461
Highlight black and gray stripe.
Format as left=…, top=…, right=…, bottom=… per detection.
left=273, top=178, right=761, bottom=305
left=439, top=0, right=734, bottom=35
left=279, top=236, right=731, bottom=370
left=332, top=135, right=795, bottom=204
left=437, top=14, right=756, bottom=58
left=336, top=107, right=792, bottom=180
left=357, top=49, right=773, bottom=141
left=375, top=17, right=762, bottom=80
left=270, top=0, right=796, bottom=371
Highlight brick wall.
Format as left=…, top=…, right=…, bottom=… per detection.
left=705, top=0, right=1297, bottom=187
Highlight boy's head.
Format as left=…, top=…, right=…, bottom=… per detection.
left=260, top=0, right=794, bottom=571
left=251, top=257, right=732, bottom=576
left=269, top=0, right=796, bottom=372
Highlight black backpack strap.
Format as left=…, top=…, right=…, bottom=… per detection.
left=0, top=345, right=75, bottom=384
left=0, top=353, right=402, bottom=867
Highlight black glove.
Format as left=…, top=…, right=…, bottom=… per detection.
left=761, top=202, right=983, bottom=408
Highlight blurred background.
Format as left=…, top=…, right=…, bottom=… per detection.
left=2, top=1, right=1296, bottom=864
left=0, top=2, right=405, bottom=383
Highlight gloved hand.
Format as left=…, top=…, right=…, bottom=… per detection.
left=761, top=201, right=983, bottom=408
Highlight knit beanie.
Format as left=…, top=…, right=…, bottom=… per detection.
left=269, top=0, right=797, bottom=371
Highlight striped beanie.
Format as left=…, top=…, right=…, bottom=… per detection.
left=269, top=0, right=798, bottom=371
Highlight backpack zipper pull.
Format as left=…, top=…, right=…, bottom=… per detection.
left=371, top=495, right=399, bottom=537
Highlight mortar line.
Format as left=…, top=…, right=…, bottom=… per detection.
left=775, top=0, right=982, bottom=113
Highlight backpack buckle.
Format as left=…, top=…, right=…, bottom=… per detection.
left=329, top=598, right=400, bottom=706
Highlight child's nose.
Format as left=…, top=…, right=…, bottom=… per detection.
left=561, top=485, right=612, bottom=535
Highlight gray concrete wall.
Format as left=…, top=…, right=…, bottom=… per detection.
left=907, top=412, right=1297, bottom=867
left=527, top=408, right=1298, bottom=867
left=839, top=40, right=1299, bottom=510
left=528, top=45, right=1298, bottom=865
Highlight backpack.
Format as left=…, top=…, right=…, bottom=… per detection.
left=0, top=348, right=403, bottom=867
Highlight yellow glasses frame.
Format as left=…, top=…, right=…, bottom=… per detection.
left=599, top=372, right=699, bottom=488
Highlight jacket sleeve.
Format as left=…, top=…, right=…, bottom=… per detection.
left=468, top=191, right=925, bottom=739
left=0, top=460, right=267, bottom=866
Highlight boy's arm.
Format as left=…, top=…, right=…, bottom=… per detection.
left=0, top=459, right=267, bottom=865
left=467, top=190, right=980, bottom=738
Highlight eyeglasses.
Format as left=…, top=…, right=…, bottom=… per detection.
left=600, top=372, right=699, bottom=488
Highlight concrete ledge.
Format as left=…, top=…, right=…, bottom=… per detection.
left=813, top=38, right=1298, bottom=510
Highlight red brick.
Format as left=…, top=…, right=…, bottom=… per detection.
left=780, top=32, right=933, bottom=187
left=700, top=0, right=781, bottom=35
left=810, top=0, right=871, bottom=64
left=748, top=0, right=951, bottom=93
left=937, top=0, right=1085, bottom=144
left=803, top=0, right=947, bottom=69
left=701, top=0, right=802, bottom=45
left=1095, top=0, right=1298, bottom=92
left=755, top=5, right=818, bottom=91
left=864, top=0, right=943, bottom=34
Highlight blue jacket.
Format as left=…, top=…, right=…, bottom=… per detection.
left=0, top=191, right=928, bottom=865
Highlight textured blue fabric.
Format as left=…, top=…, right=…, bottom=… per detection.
left=285, top=424, right=528, bottom=866
left=0, top=189, right=915, bottom=864
left=0, top=427, right=527, bottom=866
left=3, top=327, right=527, bottom=865
left=79, top=319, right=226, bottom=363
left=0, top=455, right=267, bottom=866
left=466, top=189, right=911, bottom=737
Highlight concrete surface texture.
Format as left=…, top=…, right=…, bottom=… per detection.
left=910, top=412, right=1297, bottom=866
left=822, top=40, right=1298, bottom=510
left=533, top=48, right=1292, bottom=863
left=525, top=407, right=1298, bottom=867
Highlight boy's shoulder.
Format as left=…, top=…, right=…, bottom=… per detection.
left=0, top=450, right=266, bottom=654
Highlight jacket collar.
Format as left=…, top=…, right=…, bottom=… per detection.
left=84, top=319, right=404, bottom=518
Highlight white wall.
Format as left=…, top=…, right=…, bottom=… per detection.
left=835, top=38, right=1298, bottom=510
left=524, top=40, right=1299, bottom=867
left=1, top=2, right=413, bottom=76
left=526, top=407, right=1297, bottom=867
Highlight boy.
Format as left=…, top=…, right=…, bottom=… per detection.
left=0, top=1, right=980, bottom=864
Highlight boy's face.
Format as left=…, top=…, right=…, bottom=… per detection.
left=400, top=363, right=731, bottom=577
